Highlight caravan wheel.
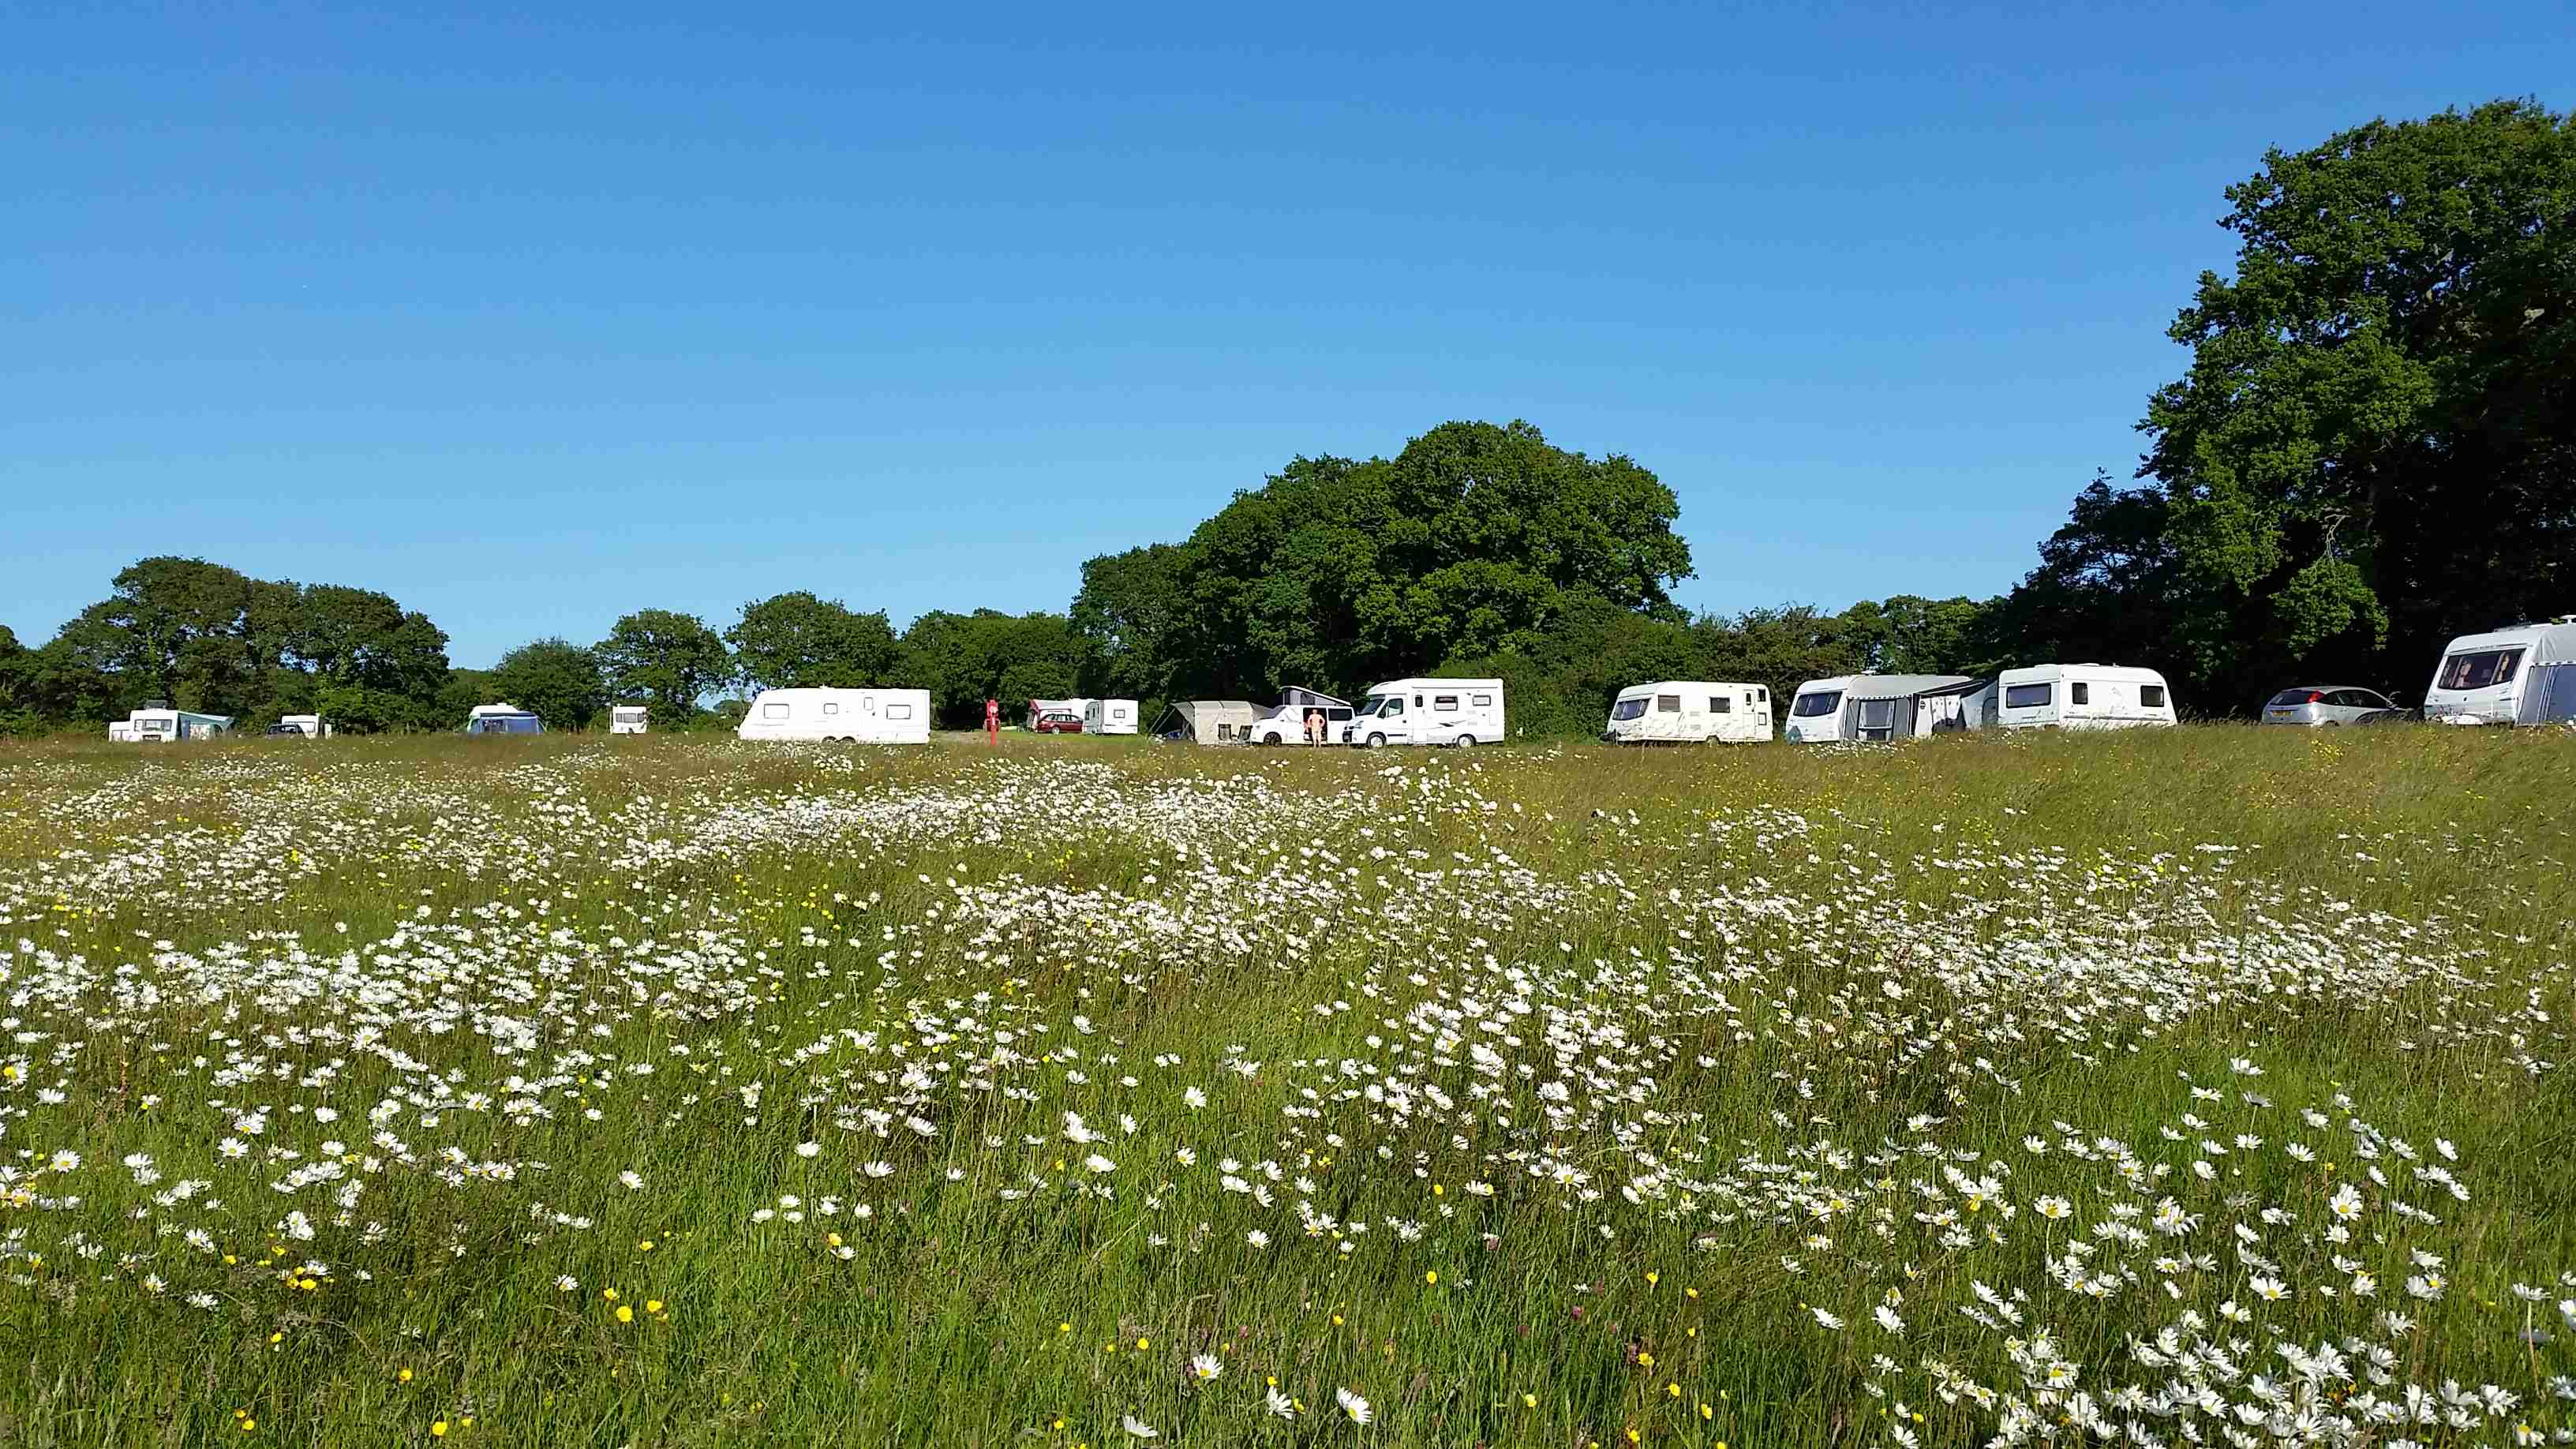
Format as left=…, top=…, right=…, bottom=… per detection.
left=1365, top=732, right=1387, bottom=749
left=1452, top=735, right=1475, bottom=748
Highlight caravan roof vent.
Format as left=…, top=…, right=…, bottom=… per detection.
left=142, top=698, right=169, bottom=710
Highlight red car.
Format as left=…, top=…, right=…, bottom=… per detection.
left=1032, top=711, right=1084, bottom=734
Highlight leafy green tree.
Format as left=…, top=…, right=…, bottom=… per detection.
left=1069, top=545, right=1186, bottom=700
left=1837, top=595, right=1991, bottom=676
left=2030, top=99, right=2575, bottom=706
left=595, top=609, right=728, bottom=719
left=725, top=593, right=904, bottom=691
left=490, top=638, right=605, bottom=732
left=900, top=610, right=1090, bottom=727
left=49, top=557, right=260, bottom=714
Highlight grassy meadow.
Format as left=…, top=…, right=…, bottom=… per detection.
left=0, top=724, right=2570, bottom=1447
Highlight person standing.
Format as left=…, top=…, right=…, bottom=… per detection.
left=985, top=697, right=1000, bottom=746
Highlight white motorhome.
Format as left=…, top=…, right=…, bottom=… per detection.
left=737, top=687, right=931, bottom=743
left=1604, top=681, right=1773, bottom=743
left=1082, top=698, right=1139, bottom=735
left=1784, top=675, right=1986, bottom=743
left=271, top=714, right=333, bottom=738
left=1342, top=678, right=1505, bottom=747
left=112, top=706, right=234, bottom=743
left=1991, top=664, right=2175, bottom=730
left=1245, top=686, right=1354, bottom=745
left=1024, top=698, right=1087, bottom=731
left=2423, top=616, right=2576, bottom=726
left=609, top=706, right=650, bottom=736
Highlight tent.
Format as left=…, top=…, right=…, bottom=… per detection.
left=1151, top=700, right=1260, bottom=744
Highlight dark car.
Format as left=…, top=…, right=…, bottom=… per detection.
left=1032, top=711, right=1084, bottom=734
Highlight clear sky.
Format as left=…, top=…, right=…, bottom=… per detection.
left=6, top=2, right=2569, bottom=668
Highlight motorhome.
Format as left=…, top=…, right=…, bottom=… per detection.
left=609, top=705, right=650, bottom=736
left=1083, top=698, right=1140, bottom=736
left=463, top=703, right=544, bottom=736
left=737, top=687, right=932, bottom=743
left=272, top=714, right=332, bottom=738
left=1024, top=698, right=1088, bottom=731
left=1342, top=678, right=1506, bottom=747
left=1245, top=686, right=1354, bottom=745
left=1783, top=675, right=1986, bottom=743
left=1990, top=664, right=2176, bottom=730
left=111, top=706, right=234, bottom=742
left=1603, top=681, right=1773, bottom=743
left=2423, top=616, right=2576, bottom=726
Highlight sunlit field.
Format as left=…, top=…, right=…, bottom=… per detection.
left=2, top=726, right=2571, bottom=1448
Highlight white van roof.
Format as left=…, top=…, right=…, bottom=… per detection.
left=1366, top=677, right=1503, bottom=691
left=1998, top=663, right=2169, bottom=684
left=2443, top=620, right=2576, bottom=666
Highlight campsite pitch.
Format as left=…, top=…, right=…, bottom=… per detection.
left=0, top=727, right=2570, bottom=1447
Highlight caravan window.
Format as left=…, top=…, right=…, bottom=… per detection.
left=1327, top=706, right=1352, bottom=722
left=2439, top=649, right=2524, bottom=690
left=1471, top=693, right=1494, bottom=707
left=886, top=703, right=913, bottom=721
left=1434, top=695, right=1460, bottom=711
left=1656, top=695, right=1680, bottom=713
left=823, top=701, right=841, bottom=715
left=1791, top=691, right=1841, bottom=718
left=2070, top=682, right=2090, bottom=706
left=1855, top=698, right=1896, bottom=740
left=2140, top=685, right=2166, bottom=709
left=762, top=702, right=789, bottom=721
left=1610, top=698, right=1649, bottom=721
left=1710, top=696, right=1730, bottom=713
left=2005, top=683, right=2052, bottom=709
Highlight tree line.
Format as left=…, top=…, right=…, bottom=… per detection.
left=3, top=100, right=2566, bottom=738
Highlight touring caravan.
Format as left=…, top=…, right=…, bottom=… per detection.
left=610, top=706, right=650, bottom=736
left=737, top=687, right=931, bottom=743
left=1784, top=675, right=1986, bottom=743
left=112, top=706, right=234, bottom=742
left=1083, top=698, right=1140, bottom=736
left=1342, top=679, right=1506, bottom=747
left=271, top=714, right=332, bottom=738
left=1245, top=686, right=1354, bottom=745
left=1151, top=700, right=1259, bottom=743
left=464, top=703, right=543, bottom=736
left=1604, top=681, right=1773, bottom=743
left=2423, top=616, right=2576, bottom=726
left=1024, top=698, right=1088, bottom=731
left=1990, top=665, right=2176, bottom=730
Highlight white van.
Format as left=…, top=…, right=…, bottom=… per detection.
left=1990, top=664, right=2175, bottom=730
left=1245, top=687, right=1354, bottom=745
left=1604, top=682, right=1772, bottom=743
left=1784, top=675, right=1984, bottom=743
left=1342, top=678, right=1505, bottom=747
left=114, top=707, right=234, bottom=742
left=273, top=714, right=333, bottom=738
left=738, top=687, right=931, bottom=744
left=1083, top=698, right=1140, bottom=736
left=2424, top=616, right=2576, bottom=726
left=610, top=706, right=649, bottom=736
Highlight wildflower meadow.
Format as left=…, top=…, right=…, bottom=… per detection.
left=1, top=727, right=2570, bottom=1448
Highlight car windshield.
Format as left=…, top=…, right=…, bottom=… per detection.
left=1610, top=698, right=1649, bottom=721
left=2437, top=649, right=2523, bottom=691
left=1791, top=691, right=1841, bottom=718
left=1357, top=696, right=1389, bottom=717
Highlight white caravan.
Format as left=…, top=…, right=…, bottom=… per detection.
left=1083, top=698, right=1139, bottom=735
left=1342, top=678, right=1506, bottom=747
left=737, top=687, right=930, bottom=743
left=2424, top=616, right=2576, bottom=726
left=1245, top=686, right=1354, bottom=745
left=610, top=705, right=650, bottom=736
left=112, top=707, right=234, bottom=743
left=273, top=714, right=333, bottom=738
left=1991, top=664, right=2176, bottom=730
left=1604, top=681, right=1773, bottom=743
left=1784, top=675, right=1986, bottom=743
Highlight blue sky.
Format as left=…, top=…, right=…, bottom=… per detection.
left=6, top=2, right=2569, bottom=668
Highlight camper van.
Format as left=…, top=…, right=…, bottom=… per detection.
left=1604, top=682, right=1773, bottom=744
left=463, top=703, right=544, bottom=736
left=270, top=714, right=331, bottom=739
left=1784, top=675, right=1986, bottom=743
left=737, top=687, right=931, bottom=744
left=1991, top=665, right=2176, bottom=730
left=112, top=706, right=234, bottom=742
left=2423, top=616, right=2576, bottom=726
left=1342, top=679, right=1506, bottom=747
left=1083, top=698, right=1140, bottom=736
left=1245, top=687, right=1354, bottom=745
left=609, top=706, right=649, bottom=736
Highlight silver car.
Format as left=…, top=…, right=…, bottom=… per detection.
left=2261, top=684, right=2394, bottom=726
